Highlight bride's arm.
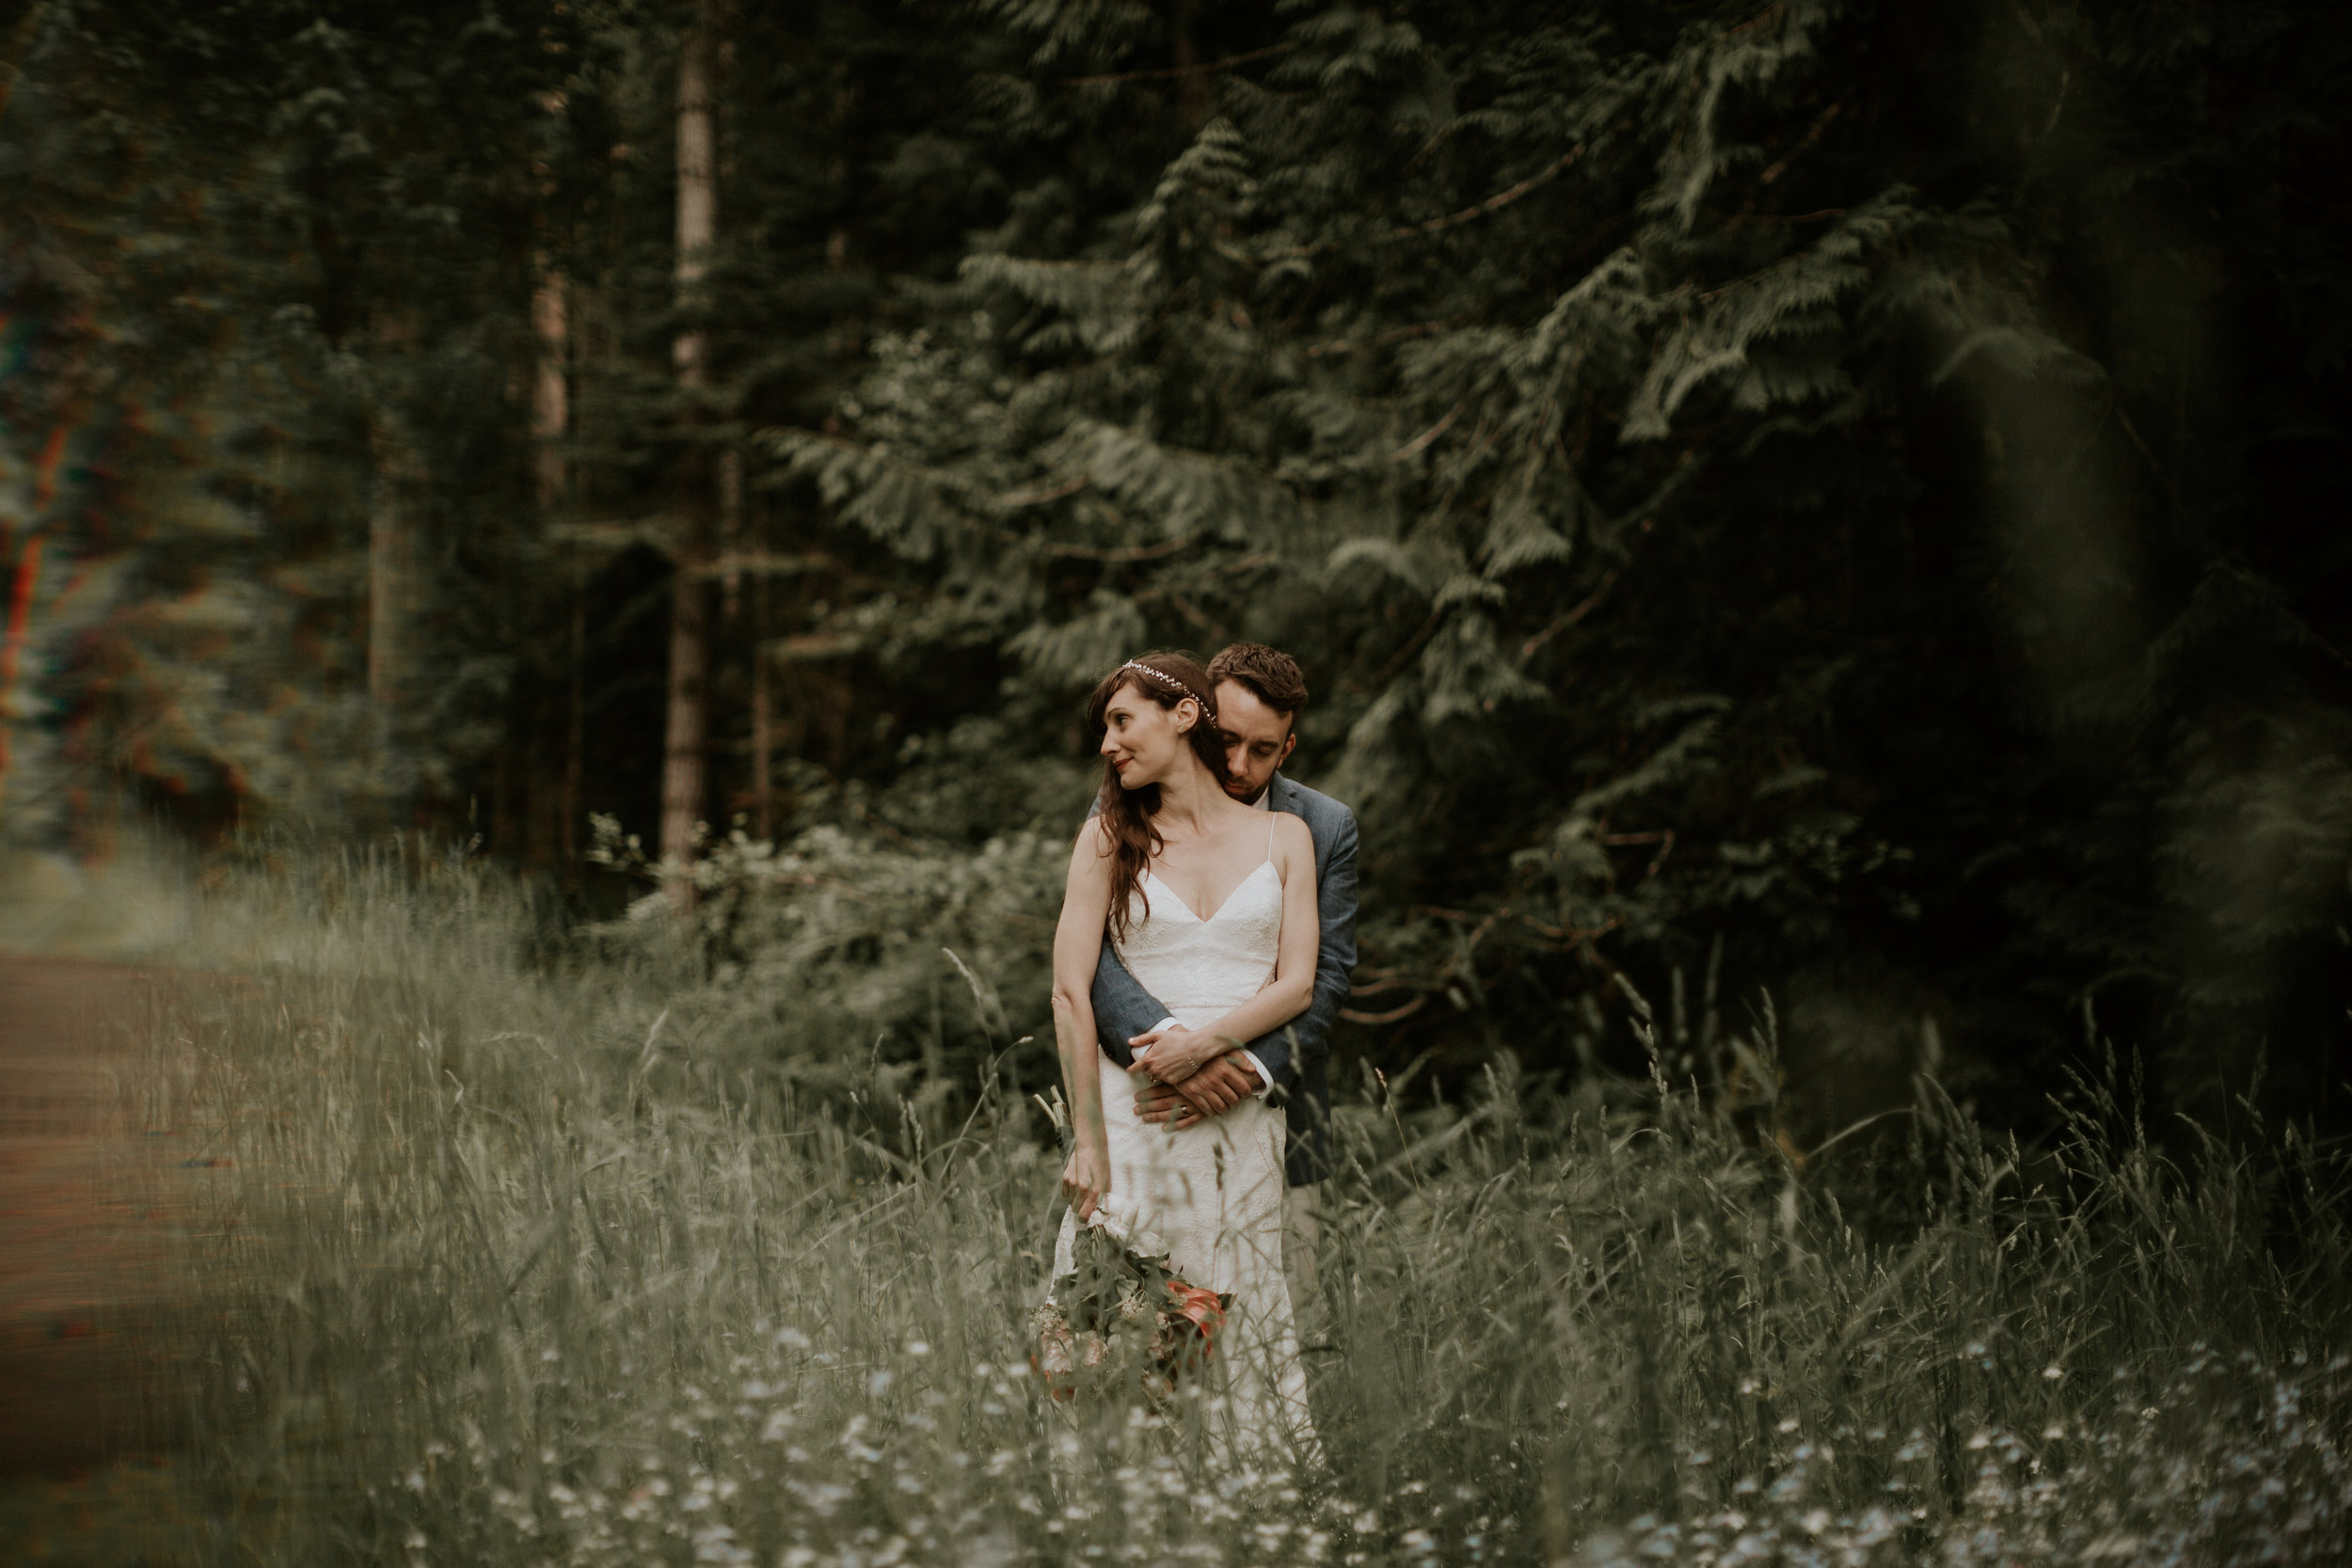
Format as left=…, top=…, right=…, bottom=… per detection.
left=1136, top=814, right=1320, bottom=1084
left=1051, top=818, right=1119, bottom=1219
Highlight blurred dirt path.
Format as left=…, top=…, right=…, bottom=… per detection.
left=0, top=954, right=179, bottom=1476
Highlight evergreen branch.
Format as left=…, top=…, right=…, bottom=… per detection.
left=1343, top=972, right=1414, bottom=998
left=1759, top=102, right=1842, bottom=186
left=1602, top=829, right=1677, bottom=883
left=771, top=633, right=857, bottom=661
left=1722, top=208, right=1849, bottom=225
left=1403, top=119, right=1467, bottom=178
left=773, top=427, right=1215, bottom=563
left=0, top=706, right=173, bottom=815
left=1518, top=568, right=1621, bottom=662
left=993, top=477, right=1089, bottom=508
left=1370, top=608, right=1446, bottom=688
left=1063, top=42, right=1295, bottom=87
left=1345, top=906, right=1529, bottom=1028
left=1520, top=913, right=1630, bottom=949
left=689, top=551, right=835, bottom=580
left=1516, top=487, right=1679, bottom=665
left=2112, top=404, right=2188, bottom=522
left=1303, top=319, right=1459, bottom=359
left=1243, top=143, right=1588, bottom=264
left=1025, top=533, right=1199, bottom=562
left=561, top=537, right=848, bottom=583
left=549, top=518, right=681, bottom=557
left=1391, top=400, right=1468, bottom=462
left=1378, top=143, right=1587, bottom=244
left=1723, top=3, right=1793, bottom=42
left=1340, top=996, right=1429, bottom=1026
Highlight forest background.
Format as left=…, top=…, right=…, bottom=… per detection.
left=3, top=0, right=2349, bottom=1148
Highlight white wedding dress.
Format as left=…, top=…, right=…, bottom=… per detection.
left=1050, top=833, right=1322, bottom=1470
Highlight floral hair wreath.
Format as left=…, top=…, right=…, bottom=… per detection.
left=1120, top=659, right=1216, bottom=721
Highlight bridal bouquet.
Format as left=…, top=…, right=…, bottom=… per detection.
left=1030, top=1225, right=1230, bottom=1403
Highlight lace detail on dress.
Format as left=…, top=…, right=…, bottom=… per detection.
left=1114, top=861, right=1281, bottom=1031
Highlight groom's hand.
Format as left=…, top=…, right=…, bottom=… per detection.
left=1129, top=1023, right=1231, bottom=1083
left=1135, top=1056, right=1261, bottom=1129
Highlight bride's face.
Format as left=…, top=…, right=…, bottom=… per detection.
left=1099, top=682, right=1200, bottom=789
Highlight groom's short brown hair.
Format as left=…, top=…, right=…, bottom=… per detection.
left=1208, top=642, right=1309, bottom=717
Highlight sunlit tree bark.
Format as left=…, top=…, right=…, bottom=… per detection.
left=532, top=261, right=585, bottom=867
left=660, top=0, right=720, bottom=895
left=531, top=269, right=568, bottom=512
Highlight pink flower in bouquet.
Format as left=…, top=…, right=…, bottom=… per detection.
left=1032, top=1306, right=1114, bottom=1401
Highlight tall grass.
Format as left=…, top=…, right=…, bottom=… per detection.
left=82, top=858, right=2352, bottom=1563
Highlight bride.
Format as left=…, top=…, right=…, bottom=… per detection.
left=1047, top=649, right=1322, bottom=1466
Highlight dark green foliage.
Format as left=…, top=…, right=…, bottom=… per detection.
left=765, top=0, right=2352, bottom=1136
left=7, top=1, right=2348, bottom=1142
left=5, top=0, right=599, bottom=827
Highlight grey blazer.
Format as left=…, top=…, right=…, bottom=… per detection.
left=1089, top=773, right=1359, bottom=1186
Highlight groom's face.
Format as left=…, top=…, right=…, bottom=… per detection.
left=1214, top=680, right=1296, bottom=802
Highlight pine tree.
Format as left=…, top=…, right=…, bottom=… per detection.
left=8, top=0, right=2345, bottom=1136
left=659, top=0, right=721, bottom=898
left=764, top=0, right=2352, bottom=1129
left=5, top=0, right=600, bottom=835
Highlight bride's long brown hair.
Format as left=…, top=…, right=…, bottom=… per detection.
left=1087, top=650, right=1232, bottom=942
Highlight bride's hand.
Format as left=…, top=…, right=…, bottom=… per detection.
left=1136, top=1055, right=1257, bottom=1128
left=1129, top=1024, right=1227, bottom=1083
left=1060, top=1137, right=1110, bottom=1222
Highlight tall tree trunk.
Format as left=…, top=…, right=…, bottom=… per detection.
left=748, top=476, right=772, bottom=840
left=659, top=539, right=710, bottom=883
left=532, top=261, right=581, bottom=872
left=750, top=557, right=772, bottom=839
left=0, top=535, right=43, bottom=820
left=660, top=0, right=720, bottom=895
left=366, top=320, right=421, bottom=787
left=563, top=568, right=586, bottom=867
left=719, top=447, right=743, bottom=622
left=1173, top=0, right=1206, bottom=126
left=531, top=268, right=569, bottom=511
left=367, top=415, right=418, bottom=715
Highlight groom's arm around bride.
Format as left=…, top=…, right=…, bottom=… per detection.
left=1089, top=644, right=1359, bottom=1171
left=1100, top=781, right=1357, bottom=1132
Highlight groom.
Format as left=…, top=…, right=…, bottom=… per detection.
left=1089, top=641, right=1359, bottom=1320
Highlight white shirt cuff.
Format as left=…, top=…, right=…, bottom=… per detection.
left=1238, top=1050, right=1273, bottom=1096
left=1127, top=1018, right=1180, bottom=1067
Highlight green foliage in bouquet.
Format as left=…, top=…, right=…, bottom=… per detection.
left=1032, top=1224, right=1231, bottom=1405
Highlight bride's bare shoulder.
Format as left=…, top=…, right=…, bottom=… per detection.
left=1271, top=808, right=1313, bottom=863
left=1062, top=817, right=1118, bottom=896
left=1072, top=814, right=1118, bottom=860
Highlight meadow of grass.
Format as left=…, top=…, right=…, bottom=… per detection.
left=46, top=854, right=2352, bottom=1565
